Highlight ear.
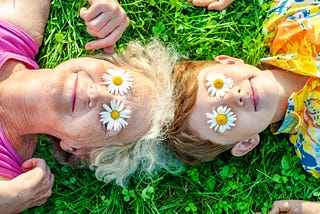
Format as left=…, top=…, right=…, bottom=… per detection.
left=59, top=140, right=73, bottom=153
left=231, top=134, right=260, bottom=157
left=214, top=55, right=244, bottom=65
left=60, top=140, right=90, bottom=159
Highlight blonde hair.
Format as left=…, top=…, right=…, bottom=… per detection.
left=168, top=60, right=232, bottom=165
left=88, top=40, right=183, bottom=187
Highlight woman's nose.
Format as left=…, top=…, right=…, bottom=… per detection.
left=88, top=83, right=109, bottom=109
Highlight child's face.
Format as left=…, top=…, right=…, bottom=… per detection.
left=187, top=62, right=281, bottom=146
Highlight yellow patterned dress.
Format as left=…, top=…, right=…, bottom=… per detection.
left=263, top=0, right=320, bottom=177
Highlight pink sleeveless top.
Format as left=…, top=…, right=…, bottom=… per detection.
left=0, top=19, right=39, bottom=178
left=0, top=19, right=39, bottom=69
left=0, top=126, right=24, bottom=179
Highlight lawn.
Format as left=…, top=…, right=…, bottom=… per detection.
left=24, top=0, right=320, bottom=213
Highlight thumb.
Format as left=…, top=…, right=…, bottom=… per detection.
left=104, top=46, right=115, bottom=54
left=208, top=0, right=234, bottom=10
left=21, top=158, right=45, bottom=172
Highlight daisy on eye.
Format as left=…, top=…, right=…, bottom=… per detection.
left=206, top=73, right=233, bottom=99
left=102, top=69, right=133, bottom=95
left=206, top=105, right=237, bottom=133
left=100, top=99, right=131, bottom=131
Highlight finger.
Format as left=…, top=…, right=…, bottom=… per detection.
left=36, top=186, right=52, bottom=200
left=270, top=201, right=291, bottom=214
left=38, top=182, right=53, bottom=197
left=47, top=171, right=55, bottom=189
left=85, top=12, right=111, bottom=33
left=80, top=7, right=88, bottom=20
left=191, top=0, right=215, bottom=7
left=85, top=24, right=126, bottom=50
left=28, top=196, right=50, bottom=208
left=37, top=170, right=53, bottom=188
left=81, top=3, right=112, bottom=22
left=104, top=46, right=115, bottom=54
left=21, top=158, right=46, bottom=172
left=85, top=8, right=128, bottom=38
left=269, top=207, right=281, bottom=214
left=87, top=15, right=123, bottom=39
left=208, top=0, right=234, bottom=10
left=44, top=160, right=53, bottom=177
left=50, top=171, right=55, bottom=185
left=32, top=175, right=53, bottom=202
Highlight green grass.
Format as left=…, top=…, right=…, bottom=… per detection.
left=23, top=0, right=320, bottom=213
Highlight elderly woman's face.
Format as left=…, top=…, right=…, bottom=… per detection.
left=43, top=57, right=154, bottom=156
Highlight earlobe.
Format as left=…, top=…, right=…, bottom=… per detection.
left=231, top=135, right=260, bottom=157
left=214, top=55, right=245, bottom=65
left=59, top=140, right=90, bottom=159
left=60, top=140, right=75, bottom=154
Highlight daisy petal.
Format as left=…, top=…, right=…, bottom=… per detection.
left=99, top=99, right=131, bottom=131
left=205, top=73, right=234, bottom=99
left=206, top=105, right=237, bottom=133
left=102, top=69, right=133, bottom=96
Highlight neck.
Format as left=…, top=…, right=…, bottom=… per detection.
left=0, top=61, right=49, bottom=158
left=267, top=68, right=309, bottom=123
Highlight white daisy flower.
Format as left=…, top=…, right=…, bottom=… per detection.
left=100, top=99, right=132, bottom=131
left=206, top=105, right=237, bottom=133
left=205, top=73, right=233, bottom=99
left=102, top=69, right=133, bottom=95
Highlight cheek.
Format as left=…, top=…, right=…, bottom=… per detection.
left=69, top=127, right=106, bottom=147
left=61, top=116, right=103, bottom=137
left=187, top=111, right=208, bottom=137
left=235, top=112, right=269, bottom=136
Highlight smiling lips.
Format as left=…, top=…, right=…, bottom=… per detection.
left=249, top=78, right=259, bottom=111
left=72, top=76, right=78, bottom=112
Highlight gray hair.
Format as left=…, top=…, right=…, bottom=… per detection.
left=89, top=40, right=183, bottom=187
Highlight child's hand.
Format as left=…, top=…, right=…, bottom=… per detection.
left=80, top=0, right=130, bottom=54
left=187, top=0, right=234, bottom=11
left=266, top=200, right=320, bottom=214
left=1, top=158, right=54, bottom=213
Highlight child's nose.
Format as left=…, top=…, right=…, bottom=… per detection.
left=228, top=86, right=244, bottom=107
left=232, top=86, right=244, bottom=107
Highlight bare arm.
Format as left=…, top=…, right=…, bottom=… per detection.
left=0, top=0, right=51, bottom=46
left=0, top=158, right=54, bottom=214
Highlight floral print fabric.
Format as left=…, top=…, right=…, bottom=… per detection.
left=265, top=0, right=320, bottom=178
left=262, top=0, right=320, bottom=77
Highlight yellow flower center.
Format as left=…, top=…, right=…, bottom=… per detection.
left=213, top=78, right=224, bottom=89
left=113, top=76, right=123, bottom=86
left=216, top=114, right=227, bottom=125
left=111, top=110, right=120, bottom=120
